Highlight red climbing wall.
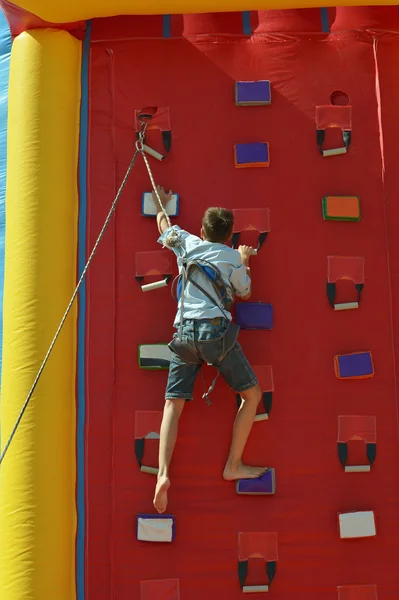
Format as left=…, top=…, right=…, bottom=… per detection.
left=84, top=11, right=399, bottom=599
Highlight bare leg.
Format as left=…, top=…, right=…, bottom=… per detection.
left=153, top=398, right=185, bottom=513
left=223, top=384, right=268, bottom=481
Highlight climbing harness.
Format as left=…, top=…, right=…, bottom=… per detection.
left=173, top=259, right=235, bottom=312
left=0, top=115, right=175, bottom=466
left=169, top=258, right=240, bottom=405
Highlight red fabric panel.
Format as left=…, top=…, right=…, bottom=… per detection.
left=337, top=415, right=377, bottom=444
left=85, top=44, right=118, bottom=600
left=91, top=15, right=183, bottom=41
left=256, top=8, right=334, bottom=33
left=238, top=531, right=278, bottom=562
left=253, top=365, right=274, bottom=392
left=86, top=24, right=399, bottom=600
left=328, top=256, right=365, bottom=284
left=183, top=12, right=257, bottom=36
left=0, top=0, right=85, bottom=36
left=232, top=208, right=270, bottom=233
left=332, top=7, right=399, bottom=32
left=140, top=578, right=180, bottom=600
left=316, top=105, right=352, bottom=130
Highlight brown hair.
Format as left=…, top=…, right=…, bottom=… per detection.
left=202, top=207, right=234, bottom=243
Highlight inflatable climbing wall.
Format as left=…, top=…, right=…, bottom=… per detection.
left=1, top=4, right=399, bottom=600
left=85, top=11, right=399, bottom=599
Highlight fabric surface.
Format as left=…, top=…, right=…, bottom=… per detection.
left=85, top=17, right=399, bottom=599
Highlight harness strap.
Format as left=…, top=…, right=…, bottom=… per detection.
left=187, top=268, right=230, bottom=319
left=172, top=259, right=234, bottom=405
left=176, top=260, right=230, bottom=340
left=201, top=367, right=220, bottom=406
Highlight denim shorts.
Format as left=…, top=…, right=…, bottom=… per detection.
left=165, top=318, right=258, bottom=401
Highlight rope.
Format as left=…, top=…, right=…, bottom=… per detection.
left=141, top=151, right=172, bottom=229
left=0, top=116, right=178, bottom=465
left=140, top=148, right=180, bottom=248
left=0, top=147, right=140, bottom=466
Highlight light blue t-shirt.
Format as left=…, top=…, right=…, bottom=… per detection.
left=158, top=225, right=251, bottom=326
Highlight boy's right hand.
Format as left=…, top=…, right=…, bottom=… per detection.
left=238, top=245, right=253, bottom=267
left=152, top=185, right=173, bottom=214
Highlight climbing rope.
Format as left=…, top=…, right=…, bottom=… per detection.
left=0, top=120, right=173, bottom=465
left=138, top=137, right=180, bottom=249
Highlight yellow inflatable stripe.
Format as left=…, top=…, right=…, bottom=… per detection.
left=0, top=30, right=81, bottom=600
left=7, top=0, right=398, bottom=25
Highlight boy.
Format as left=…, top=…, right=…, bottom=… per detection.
left=152, top=186, right=266, bottom=514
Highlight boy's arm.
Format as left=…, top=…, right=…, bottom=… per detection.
left=241, top=282, right=251, bottom=301
left=157, top=211, right=169, bottom=235
left=231, top=245, right=252, bottom=300
left=152, top=185, right=173, bottom=235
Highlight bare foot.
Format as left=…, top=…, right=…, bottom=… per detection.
left=223, top=462, right=268, bottom=481
left=153, top=476, right=170, bottom=514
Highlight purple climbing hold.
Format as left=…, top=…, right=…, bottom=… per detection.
left=234, top=142, right=270, bottom=167
left=236, top=469, right=276, bottom=495
left=335, top=351, right=374, bottom=379
left=236, top=302, right=273, bottom=330
left=235, top=80, right=271, bottom=106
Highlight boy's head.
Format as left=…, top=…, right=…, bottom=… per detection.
left=201, top=207, right=234, bottom=243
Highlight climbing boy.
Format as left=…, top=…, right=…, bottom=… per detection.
left=152, top=186, right=266, bottom=514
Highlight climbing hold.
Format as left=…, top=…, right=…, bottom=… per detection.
left=234, top=143, right=270, bottom=168
left=338, top=511, right=376, bottom=539
left=322, top=196, right=361, bottom=222
left=334, top=351, right=374, bottom=380
left=316, top=104, right=352, bottom=157
left=238, top=532, right=278, bottom=593
left=235, top=80, right=271, bottom=106
left=243, top=585, right=269, bottom=593
left=231, top=208, right=271, bottom=252
left=337, top=584, right=378, bottom=600
left=327, top=255, right=364, bottom=311
left=135, top=250, right=173, bottom=292
left=342, top=465, right=371, bottom=474
left=236, top=303, right=273, bottom=330
left=142, top=192, right=179, bottom=217
left=140, top=579, right=180, bottom=600
left=138, top=465, right=159, bottom=476
left=134, top=107, right=172, bottom=160
left=136, top=514, right=176, bottom=542
left=135, top=411, right=162, bottom=475
left=337, top=415, right=376, bottom=473
left=236, top=469, right=276, bottom=495
left=236, top=365, right=273, bottom=421
left=138, top=344, right=171, bottom=369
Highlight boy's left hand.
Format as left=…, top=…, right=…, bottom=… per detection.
left=152, top=185, right=173, bottom=214
left=238, top=245, right=254, bottom=266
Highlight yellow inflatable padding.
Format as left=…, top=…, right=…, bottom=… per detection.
left=0, top=30, right=81, bottom=600
left=8, top=0, right=396, bottom=25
